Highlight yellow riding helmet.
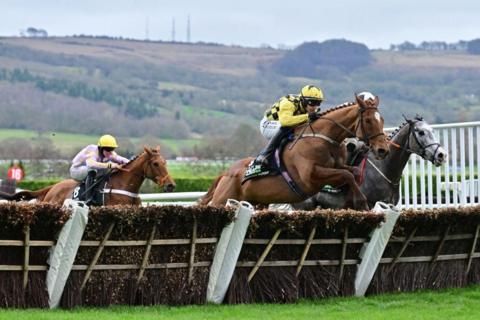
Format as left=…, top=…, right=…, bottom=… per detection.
left=300, top=85, right=324, bottom=101
left=98, top=134, right=118, bottom=148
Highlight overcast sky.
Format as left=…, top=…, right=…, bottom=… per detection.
left=1, top=0, right=479, bottom=48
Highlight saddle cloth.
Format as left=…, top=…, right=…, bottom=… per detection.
left=243, top=134, right=307, bottom=198
left=72, top=175, right=109, bottom=206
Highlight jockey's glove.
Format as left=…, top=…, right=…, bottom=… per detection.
left=308, top=112, right=319, bottom=122
left=108, top=163, right=122, bottom=169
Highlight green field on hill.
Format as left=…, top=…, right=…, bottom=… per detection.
left=1, top=36, right=480, bottom=145
left=0, top=129, right=199, bottom=155
left=0, top=285, right=478, bottom=320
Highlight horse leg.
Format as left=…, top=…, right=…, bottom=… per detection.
left=210, top=175, right=243, bottom=206
left=308, top=167, right=368, bottom=211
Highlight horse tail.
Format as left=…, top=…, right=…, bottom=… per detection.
left=0, top=186, right=53, bottom=202
left=199, top=174, right=224, bottom=205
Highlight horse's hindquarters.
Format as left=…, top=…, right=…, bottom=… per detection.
left=43, top=180, right=79, bottom=205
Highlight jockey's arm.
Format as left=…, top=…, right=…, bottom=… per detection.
left=277, top=100, right=308, bottom=127
left=111, top=152, right=129, bottom=164
left=85, top=157, right=112, bottom=169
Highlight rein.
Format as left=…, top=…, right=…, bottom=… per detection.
left=103, top=154, right=171, bottom=199
left=121, top=156, right=170, bottom=186
left=295, top=105, right=385, bottom=147
left=366, top=158, right=399, bottom=186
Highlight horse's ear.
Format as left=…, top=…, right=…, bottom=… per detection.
left=355, top=93, right=364, bottom=107
left=144, top=145, right=152, bottom=155
left=374, top=95, right=379, bottom=107
left=156, top=145, right=161, bottom=153
left=402, top=114, right=413, bottom=124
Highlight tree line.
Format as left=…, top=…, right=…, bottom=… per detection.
left=0, top=68, right=157, bottom=119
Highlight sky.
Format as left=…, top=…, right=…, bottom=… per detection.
left=1, top=0, right=479, bottom=49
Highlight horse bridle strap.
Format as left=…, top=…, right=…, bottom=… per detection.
left=320, top=116, right=356, bottom=138
left=320, top=108, right=385, bottom=146
left=366, top=158, right=399, bottom=186
left=389, top=122, right=441, bottom=161
left=356, top=107, right=385, bottom=145
left=101, top=188, right=139, bottom=198
left=300, top=133, right=340, bottom=146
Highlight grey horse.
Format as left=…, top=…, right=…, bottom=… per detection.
left=294, top=116, right=447, bottom=210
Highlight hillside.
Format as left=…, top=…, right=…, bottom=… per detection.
left=1, top=36, right=480, bottom=146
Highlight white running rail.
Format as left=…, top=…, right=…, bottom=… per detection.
left=140, top=192, right=205, bottom=206
left=385, top=121, right=480, bottom=209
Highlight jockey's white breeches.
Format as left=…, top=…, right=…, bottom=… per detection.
left=70, top=166, right=88, bottom=181
left=260, top=117, right=281, bottom=140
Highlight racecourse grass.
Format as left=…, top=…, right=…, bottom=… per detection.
left=1, top=285, right=479, bottom=320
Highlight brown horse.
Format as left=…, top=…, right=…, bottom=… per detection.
left=200, top=95, right=389, bottom=210
left=0, top=146, right=175, bottom=205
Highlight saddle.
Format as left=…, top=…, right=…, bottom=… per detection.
left=243, top=133, right=307, bottom=198
left=72, top=173, right=110, bottom=206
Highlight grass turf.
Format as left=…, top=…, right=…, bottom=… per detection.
left=0, top=285, right=479, bottom=320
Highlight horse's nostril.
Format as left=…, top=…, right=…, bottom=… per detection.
left=164, top=184, right=176, bottom=192
left=378, top=148, right=387, bottom=156
left=438, top=153, right=444, bottom=159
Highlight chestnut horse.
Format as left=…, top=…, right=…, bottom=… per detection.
left=0, top=146, right=175, bottom=205
left=200, top=95, right=389, bottom=210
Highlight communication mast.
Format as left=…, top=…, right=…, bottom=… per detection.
left=171, top=18, right=176, bottom=42
left=145, top=17, right=149, bottom=40
left=187, top=15, right=191, bottom=43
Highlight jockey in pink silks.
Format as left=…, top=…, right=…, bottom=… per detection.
left=69, top=134, right=129, bottom=202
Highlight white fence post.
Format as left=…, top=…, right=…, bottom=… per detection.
left=355, top=202, right=400, bottom=297
left=46, top=199, right=89, bottom=309
left=206, top=199, right=253, bottom=304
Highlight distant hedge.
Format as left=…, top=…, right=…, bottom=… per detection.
left=17, top=180, right=60, bottom=191
left=17, top=177, right=217, bottom=193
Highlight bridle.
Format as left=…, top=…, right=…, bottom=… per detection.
left=99, top=151, right=172, bottom=202
left=142, top=155, right=172, bottom=187
left=313, top=105, right=385, bottom=146
left=370, top=120, right=442, bottom=187
left=355, top=106, right=386, bottom=146
left=118, top=153, right=172, bottom=187
left=388, top=120, right=441, bottom=162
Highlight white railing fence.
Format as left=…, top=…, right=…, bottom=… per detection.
left=140, top=192, right=205, bottom=206
left=392, top=121, right=480, bottom=209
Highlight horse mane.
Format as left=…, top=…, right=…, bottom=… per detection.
left=387, top=115, right=424, bottom=141
left=317, top=101, right=357, bottom=117
left=387, top=122, right=408, bottom=141
left=124, top=153, right=142, bottom=167
left=122, top=147, right=162, bottom=169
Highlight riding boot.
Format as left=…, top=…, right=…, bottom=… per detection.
left=254, top=127, right=291, bottom=166
left=84, top=169, right=97, bottom=204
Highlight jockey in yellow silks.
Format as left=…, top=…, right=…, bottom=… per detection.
left=253, top=85, right=324, bottom=166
